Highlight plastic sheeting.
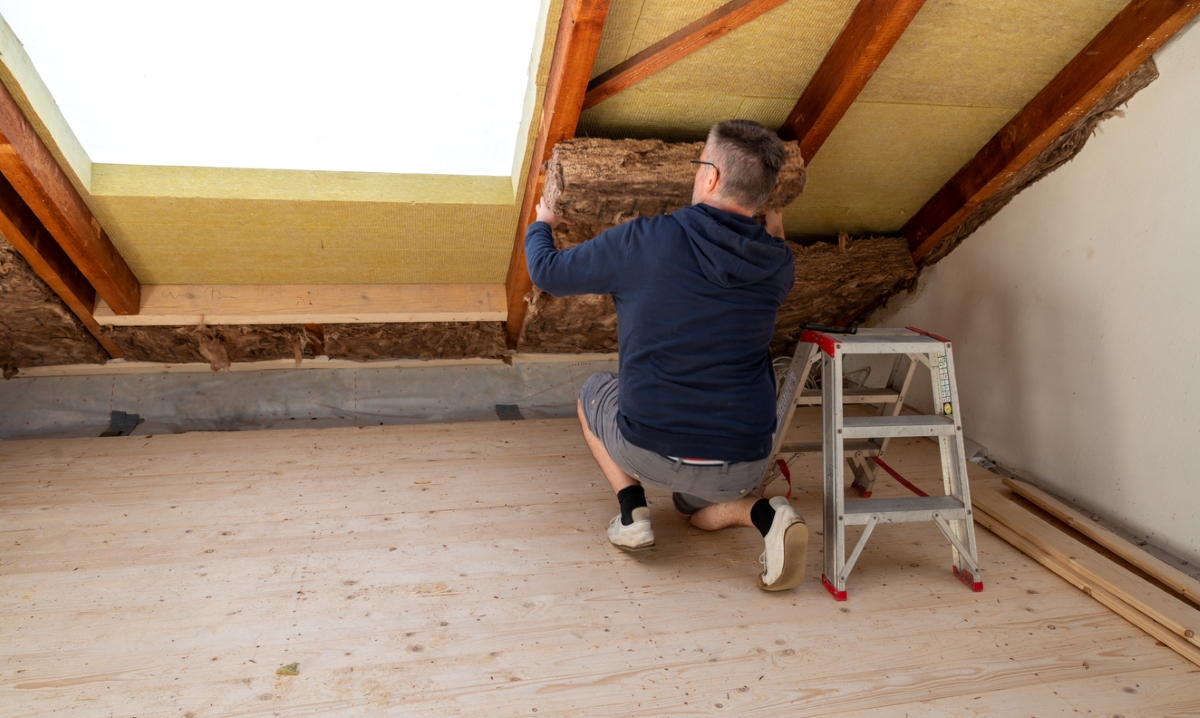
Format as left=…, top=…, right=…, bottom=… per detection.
left=0, top=358, right=618, bottom=440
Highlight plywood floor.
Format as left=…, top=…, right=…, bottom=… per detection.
left=2, top=410, right=1198, bottom=717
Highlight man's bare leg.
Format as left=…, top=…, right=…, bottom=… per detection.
left=576, top=400, right=639, bottom=494
left=577, top=400, right=654, bottom=550
left=687, top=494, right=759, bottom=530
left=691, top=491, right=809, bottom=591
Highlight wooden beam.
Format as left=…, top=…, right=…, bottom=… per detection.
left=0, top=172, right=121, bottom=357
left=582, top=0, right=788, bottom=111
left=904, top=0, right=1200, bottom=262
left=0, top=78, right=140, bottom=314
left=778, top=0, right=926, bottom=162
left=93, top=284, right=507, bottom=326
left=505, top=0, right=611, bottom=349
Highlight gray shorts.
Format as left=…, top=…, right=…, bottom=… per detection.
left=579, top=372, right=770, bottom=514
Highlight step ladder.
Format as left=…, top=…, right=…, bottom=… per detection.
left=762, top=326, right=983, bottom=601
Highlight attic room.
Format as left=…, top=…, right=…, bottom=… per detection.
left=1, top=0, right=1198, bottom=715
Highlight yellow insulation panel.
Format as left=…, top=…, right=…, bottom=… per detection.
left=780, top=0, right=1129, bottom=236
left=859, top=0, right=1131, bottom=108
left=56, top=0, right=566, bottom=286
left=783, top=102, right=1015, bottom=237
left=580, top=0, right=859, bottom=140
left=88, top=196, right=519, bottom=285
left=91, top=165, right=516, bottom=205
left=583, top=0, right=1132, bottom=239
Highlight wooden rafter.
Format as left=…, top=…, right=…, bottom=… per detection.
left=582, top=0, right=788, bottom=111
left=904, top=0, right=1200, bottom=262
left=0, top=80, right=140, bottom=315
left=504, top=0, right=612, bottom=348
left=778, top=0, right=926, bottom=162
left=0, top=173, right=122, bottom=357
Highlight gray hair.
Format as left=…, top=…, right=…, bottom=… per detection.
left=706, top=120, right=786, bottom=212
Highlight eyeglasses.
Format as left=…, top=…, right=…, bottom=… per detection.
left=690, top=160, right=719, bottom=178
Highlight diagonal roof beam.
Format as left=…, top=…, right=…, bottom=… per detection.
left=582, top=0, right=788, bottom=111
left=0, top=173, right=122, bottom=357
left=778, top=0, right=926, bottom=162
left=0, top=79, right=141, bottom=315
left=905, top=0, right=1200, bottom=262
left=505, top=0, right=612, bottom=349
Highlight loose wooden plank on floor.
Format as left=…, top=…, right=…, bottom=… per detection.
left=1004, top=476, right=1200, bottom=603
left=974, top=485, right=1200, bottom=650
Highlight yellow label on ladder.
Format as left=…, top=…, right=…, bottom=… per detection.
left=936, top=353, right=953, bottom=416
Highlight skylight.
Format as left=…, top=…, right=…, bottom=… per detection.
left=0, top=1, right=544, bottom=176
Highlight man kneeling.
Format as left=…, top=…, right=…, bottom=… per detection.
left=525, top=119, right=807, bottom=591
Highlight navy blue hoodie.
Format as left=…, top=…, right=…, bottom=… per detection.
left=526, top=203, right=794, bottom=462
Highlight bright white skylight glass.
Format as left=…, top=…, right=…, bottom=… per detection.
left=0, top=1, right=543, bottom=176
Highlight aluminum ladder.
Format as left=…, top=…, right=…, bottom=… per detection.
left=762, top=326, right=983, bottom=601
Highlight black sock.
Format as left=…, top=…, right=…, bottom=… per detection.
left=750, top=498, right=776, bottom=537
left=617, top=485, right=647, bottom=526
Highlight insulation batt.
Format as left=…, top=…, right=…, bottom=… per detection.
left=0, top=236, right=107, bottom=377
left=323, top=322, right=506, bottom=361
left=521, top=137, right=915, bottom=355
left=105, top=325, right=318, bottom=371
left=542, top=138, right=806, bottom=229
left=103, top=322, right=507, bottom=369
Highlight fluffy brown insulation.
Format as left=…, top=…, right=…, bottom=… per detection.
left=0, top=236, right=107, bottom=377
left=103, top=323, right=506, bottom=369
left=323, top=323, right=507, bottom=361
left=521, top=226, right=916, bottom=355
left=105, top=325, right=318, bottom=370
left=921, top=60, right=1159, bottom=265
left=542, top=138, right=806, bottom=230
left=772, top=237, right=916, bottom=355
left=522, top=137, right=916, bottom=355
left=521, top=291, right=618, bottom=353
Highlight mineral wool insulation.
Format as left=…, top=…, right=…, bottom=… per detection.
left=0, top=236, right=107, bottom=377
left=521, top=138, right=918, bottom=354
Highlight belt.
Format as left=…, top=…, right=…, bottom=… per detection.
left=666, top=456, right=726, bottom=466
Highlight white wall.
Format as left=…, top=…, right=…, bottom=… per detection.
left=872, top=20, right=1200, bottom=564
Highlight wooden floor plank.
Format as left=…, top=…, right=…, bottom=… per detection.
left=2, top=417, right=1198, bottom=716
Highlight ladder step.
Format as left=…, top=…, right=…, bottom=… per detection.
left=842, top=496, right=966, bottom=525
left=823, top=335, right=944, bottom=355
left=842, top=415, right=956, bottom=438
left=795, top=388, right=900, bottom=406
left=779, top=440, right=881, bottom=456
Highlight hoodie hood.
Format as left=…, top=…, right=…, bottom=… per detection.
left=672, top=203, right=793, bottom=288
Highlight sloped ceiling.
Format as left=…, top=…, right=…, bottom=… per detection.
left=1, top=0, right=1133, bottom=283
left=578, top=0, right=1130, bottom=239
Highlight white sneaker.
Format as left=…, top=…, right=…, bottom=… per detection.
left=758, top=496, right=808, bottom=591
left=607, top=507, right=654, bottom=551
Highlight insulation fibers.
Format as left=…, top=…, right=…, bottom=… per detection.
left=0, top=237, right=107, bottom=377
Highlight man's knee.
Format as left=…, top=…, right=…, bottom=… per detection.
left=673, top=491, right=709, bottom=516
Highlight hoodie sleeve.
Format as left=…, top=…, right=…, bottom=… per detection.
left=525, top=220, right=631, bottom=297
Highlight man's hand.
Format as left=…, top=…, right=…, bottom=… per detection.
left=764, top=209, right=785, bottom=240
left=536, top=197, right=564, bottom=229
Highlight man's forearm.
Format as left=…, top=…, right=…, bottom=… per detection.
left=523, top=220, right=621, bottom=297
left=524, top=220, right=558, bottom=291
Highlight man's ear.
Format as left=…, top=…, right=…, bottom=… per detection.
left=705, top=165, right=720, bottom=194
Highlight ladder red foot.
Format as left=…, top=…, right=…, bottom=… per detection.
left=821, top=574, right=848, bottom=601
left=953, top=565, right=984, bottom=592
